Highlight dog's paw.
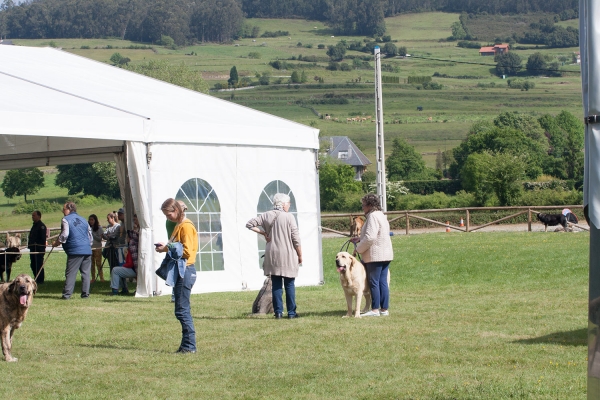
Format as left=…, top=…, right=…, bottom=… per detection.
left=6, top=357, right=17, bottom=362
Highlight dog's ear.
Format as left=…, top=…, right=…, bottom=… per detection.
left=31, top=279, right=37, bottom=295
left=7, top=278, right=17, bottom=295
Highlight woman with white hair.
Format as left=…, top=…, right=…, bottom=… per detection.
left=246, top=193, right=302, bottom=319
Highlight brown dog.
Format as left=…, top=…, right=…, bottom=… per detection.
left=336, top=251, right=371, bottom=318
left=0, top=274, right=36, bottom=361
left=5, top=234, right=21, bottom=248
left=350, top=216, right=364, bottom=238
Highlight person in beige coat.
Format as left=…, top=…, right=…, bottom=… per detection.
left=351, top=194, right=393, bottom=317
left=247, top=193, right=302, bottom=319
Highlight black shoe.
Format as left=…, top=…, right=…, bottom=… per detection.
left=81, top=293, right=89, bottom=298
left=60, top=296, right=70, bottom=300
left=175, top=348, right=196, bottom=354
left=110, top=289, right=119, bottom=296
left=288, top=314, right=299, bottom=319
left=274, top=313, right=283, bottom=319
left=120, top=289, right=129, bottom=296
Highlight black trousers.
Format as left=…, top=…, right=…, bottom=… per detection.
left=30, top=252, right=45, bottom=283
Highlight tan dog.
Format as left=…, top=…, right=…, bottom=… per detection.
left=0, top=274, right=36, bottom=361
left=350, top=216, right=364, bottom=238
left=335, top=251, right=371, bottom=318
left=5, top=234, right=21, bottom=248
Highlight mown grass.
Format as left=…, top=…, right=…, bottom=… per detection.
left=0, top=231, right=588, bottom=399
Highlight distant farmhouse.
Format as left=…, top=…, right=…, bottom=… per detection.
left=479, top=43, right=509, bottom=56
left=324, top=136, right=371, bottom=181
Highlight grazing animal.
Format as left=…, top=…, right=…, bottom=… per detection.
left=350, top=216, right=364, bottom=238
left=5, top=234, right=21, bottom=248
left=537, top=213, right=568, bottom=232
left=0, top=247, right=21, bottom=282
left=0, top=274, right=36, bottom=361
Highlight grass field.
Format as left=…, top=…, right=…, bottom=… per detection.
left=0, top=232, right=588, bottom=399
left=0, top=168, right=122, bottom=233
left=10, top=13, right=583, bottom=167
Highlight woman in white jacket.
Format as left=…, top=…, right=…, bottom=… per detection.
left=351, top=194, right=393, bottom=317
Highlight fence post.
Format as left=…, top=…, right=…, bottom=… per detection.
left=405, top=212, right=409, bottom=235
left=466, top=209, right=470, bottom=232
left=528, top=209, right=532, bottom=232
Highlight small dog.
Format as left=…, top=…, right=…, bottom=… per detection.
left=5, top=234, right=21, bottom=248
left=0, top=274, right=36, bottom=361
left=537, top=213, right=568, bottom=232
left=336, top=251, right=370, bottom=318
left=350, top=216, right=364, bottom=238
left=0, top=247, right=21, bottom=282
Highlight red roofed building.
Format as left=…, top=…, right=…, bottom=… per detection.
left=479, top=43, right=509, bottom=56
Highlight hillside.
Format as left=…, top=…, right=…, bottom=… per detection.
left=9, top=13, right=582, bottom=167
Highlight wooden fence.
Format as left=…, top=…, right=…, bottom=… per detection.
left=320, top=205, right=588, bottom=237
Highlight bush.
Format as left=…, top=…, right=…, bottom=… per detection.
left=248, top=52, right=261, bottom=59
left=507, top=79, right=535, bottom=90
left=403, top=180, right=462, bottom=195
left=407, top=76, right=432, bottom=84
left=318, top=44, right=325, bottom=49
left=261, top=30, right=289, bottom=38
left=12, top=200, right=62, bottom=215
left=66, top=194, right=107, bottom=207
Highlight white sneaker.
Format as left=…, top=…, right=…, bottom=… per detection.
left=380, top=310, right=389, bottom=316
left=360, top=310, right=380, bottom=317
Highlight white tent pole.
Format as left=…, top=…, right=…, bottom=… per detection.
left=373, top=46, right=387, bottom=212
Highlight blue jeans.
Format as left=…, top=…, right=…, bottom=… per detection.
left=174, top=266, right=197, bottom=351
left=271, top=275, right=296, bottom=316
left=110, top=266, right=136, bottom=291
left=365, top=261, right=390, bottom=310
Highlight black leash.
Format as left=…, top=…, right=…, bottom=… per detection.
left=339, top=239, right=362, bottom=262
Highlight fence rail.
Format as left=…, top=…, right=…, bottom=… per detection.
left=320, top=205, right=587, bottom=237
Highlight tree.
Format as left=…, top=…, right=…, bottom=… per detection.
left=228, top=66, right=239, bottom=87
left=451, top=21, right=466, bottom=40
left=386, top=138, right=427, bottom=181
left=1, top=167, right=44, bottom=202
left=382, top=42, right=397, bottom=57
left=526, top=52, right=547, bottom=75
left=55, top=163, right=120, bottom=199
left=318, top=160, right=362, bottom=210
left=326, top=42, right=346, bottom=61
left=398, top=46, right=407, bottom=56
left=290, top=71, right=300, bottom=84
left=496, top=52, right=522, bottom=76
left=461, top=152, right=526, bottom=206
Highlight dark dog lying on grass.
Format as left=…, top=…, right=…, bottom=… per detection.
left=537, top=213, right=568, bottom=232
left=0, top=247, right=21, bottom=282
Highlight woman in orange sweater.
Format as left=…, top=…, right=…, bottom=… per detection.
left=155, top=198, right=199, bottom=353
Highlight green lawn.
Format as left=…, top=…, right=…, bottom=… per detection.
left=0, top=232, right=588, bottom=399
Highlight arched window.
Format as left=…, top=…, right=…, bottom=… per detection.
left=176, top=178, right=223, bottom=272
left=256, top=180, right=297, bottom=267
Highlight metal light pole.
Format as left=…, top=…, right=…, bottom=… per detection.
left=373, top=46, right=387, bottom=211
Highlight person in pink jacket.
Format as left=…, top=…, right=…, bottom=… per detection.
left=351, top=194, right=394, bottom=317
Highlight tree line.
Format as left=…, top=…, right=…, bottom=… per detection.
left=0, top=0, right=579, bottom=44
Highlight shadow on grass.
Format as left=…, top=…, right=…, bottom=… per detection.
left=512, top=328, right=586, bottom=347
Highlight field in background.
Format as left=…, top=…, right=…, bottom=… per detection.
left=11, top=12, right=583, bottom=167
left=0, top=231, right=588, bottom=398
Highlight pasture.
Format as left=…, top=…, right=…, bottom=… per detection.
left=10, top=12, right=583, bottom=167
left=0, top=232, right=588, bottom=399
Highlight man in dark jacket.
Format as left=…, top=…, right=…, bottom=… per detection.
left=53, top=202, right=92, bottom=299
left=28, top=210, right=47, bottom=284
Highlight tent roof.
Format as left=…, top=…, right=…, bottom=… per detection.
left=0, top=45, right=319, bottom=150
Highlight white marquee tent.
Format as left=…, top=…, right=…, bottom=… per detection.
left=0, top=45, right=323, bottom=297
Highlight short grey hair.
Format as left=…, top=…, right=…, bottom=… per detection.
left=272, top=193, right=290, bottom=208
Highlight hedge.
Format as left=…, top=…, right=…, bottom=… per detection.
left=404, top=180, right=462, bottom=195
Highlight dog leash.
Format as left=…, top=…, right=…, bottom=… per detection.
left=34, top=245, right=55, bottom=282
left=339, top=239, right=362, bottom=262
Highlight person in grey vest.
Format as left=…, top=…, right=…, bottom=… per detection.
left=53, top=202, right=93, bottom=300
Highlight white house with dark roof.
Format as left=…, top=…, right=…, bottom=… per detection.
left=324, top=136, right=372, bottom=180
